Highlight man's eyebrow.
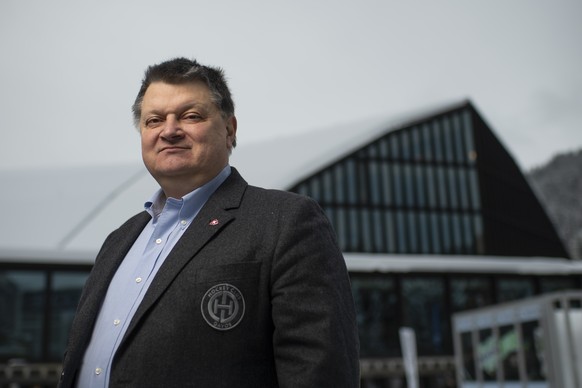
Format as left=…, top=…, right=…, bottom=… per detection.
left=143, top=102, right=210, bottom=116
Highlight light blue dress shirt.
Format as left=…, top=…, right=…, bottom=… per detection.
left=76, top=166, right=231, bottom=388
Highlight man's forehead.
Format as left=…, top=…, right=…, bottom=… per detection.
left=142, top=81, right=213, bottom=109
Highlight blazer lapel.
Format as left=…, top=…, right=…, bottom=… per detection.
left=65, top=212, right=151, bottom=373
left=120, top=168, right=248, bottom=344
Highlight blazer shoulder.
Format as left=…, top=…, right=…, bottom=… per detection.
left=242, top=185, right=326, bottom=221
left=245, top=184, right=311, bottom=204
left=98, top=211, right=150, bottom=250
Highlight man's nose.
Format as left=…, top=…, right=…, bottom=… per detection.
left=161, top=116, right=183, bottom=139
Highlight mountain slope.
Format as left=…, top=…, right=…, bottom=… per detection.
left=528, top=149, right=582, bottom=259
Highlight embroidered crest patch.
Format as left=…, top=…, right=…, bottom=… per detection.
left=201, top=283, right=245, bottom=331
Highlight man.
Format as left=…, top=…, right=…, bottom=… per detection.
left=59, top=57, right=360, bottom=388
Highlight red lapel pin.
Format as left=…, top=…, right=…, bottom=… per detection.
left=209, top=219, right=219, bottom=226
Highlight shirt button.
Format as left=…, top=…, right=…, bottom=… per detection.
left=95, top=368, right=102, bottom=375
left=181, top=220, right=187, bottom=225
left=136, top=277, right=143, bottom=283
left=113, top=319, right=121, bottom=326
left=156, top=238, right=162, bottom=244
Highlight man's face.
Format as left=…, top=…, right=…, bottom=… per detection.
left=139, top=81, right=236, bottom=195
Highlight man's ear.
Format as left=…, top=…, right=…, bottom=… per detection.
left=226, top=116, right=238, bottom=149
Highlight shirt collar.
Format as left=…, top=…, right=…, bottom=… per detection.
left=144, top=165, right=232, bottom=221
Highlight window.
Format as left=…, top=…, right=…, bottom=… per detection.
left=452, top=113, right=465, bottom=163
left=418, top=212, right=430, bottom=254
left=447, top=168, right=459, bottom=210
left=411, top=127, right=423, bottom=161
left=390, top=135, right=400, bottom=159
left=0, top=271, right=46, bottom=361
left=0, top=268, right=89, bottom=362
left=421, top=123, right=433, bottom=162
left=403, top=164, right=415, bottom=207
left=400, top=131, right=411, bottom=161
left=407, top=212, right=418, bottom=254
left=436, top=167, right=448, bottom=209
left=432, top=121, right=444, bottom=162
left=401, top=277, right=448, bottom=355
left=392, top=164, right=404, bottom=207
left=540, top=277, right=578, bottom=293
left=368, top=162, right=381, bottom=206
left=441, top=117, right=454, bottom=163
left=48, top=271, right=89, bottom=359
left=450, top=277, right=493, bottom=312
left=351, top=275, right=400, bottom=357
left=430, top=212, right=442, bottom=254
left=384, top=210, right=396, bottom=253
left=396, top=211, right=406, bottom=253
left=381, top=162, right=392, bottom=206
left=367, top=143, right=378, bottom=158
left=334, top=164, right=346, bottom=204
left=497, top=278, right=535, bottom=303
left=310, top=178, right=321, bottom=202
left=347, top=159, right=358, bottom=204
left=440, top=213, right=452, bottom=254
left=415, top=166, right=426, bottom=207
left=379, top=137, right=390, bottom=158
left=425, top=166, right=437, bottom=208
left=361, top=209, right=373, bottom=252
left=348, top=208, right=359, bottom=251
left=335, top=208, right=347, bottom=251
left=372, top=210, right=384, bottom=252
left=322, top=170, right=333, bottom=203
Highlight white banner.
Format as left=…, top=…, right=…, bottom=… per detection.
left=399, top=327, right=419, bottom=388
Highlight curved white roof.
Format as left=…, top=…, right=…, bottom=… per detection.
left=0, top=164, right=156, bottom=259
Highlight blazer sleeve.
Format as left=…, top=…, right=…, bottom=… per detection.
left=270, top=194, right=360, bottom=387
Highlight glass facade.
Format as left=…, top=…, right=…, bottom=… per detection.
left=0, top=267, right=89, bottom=362
left=348, top=273, right=580, bottom=359
left=292, top=108, right=484, bottom=255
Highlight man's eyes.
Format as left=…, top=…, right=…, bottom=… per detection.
left=182, top=113, right=203, bottom=121
left=143, top=112, right=204, bottom=128
left=145, top=117, right=163, bottom=127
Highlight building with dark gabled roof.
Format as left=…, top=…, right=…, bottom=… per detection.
left=1, top=99, right=580, bottom=387
left=288, top=99, right=567, bottom=258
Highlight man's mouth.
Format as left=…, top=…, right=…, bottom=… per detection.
left=159, top=146, right=189, bottom=153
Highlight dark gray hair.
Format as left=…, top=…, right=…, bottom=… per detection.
left=132, top=57, right=236, bottom=146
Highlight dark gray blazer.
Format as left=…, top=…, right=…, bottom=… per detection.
left=59, top=168, right=360, bottom=388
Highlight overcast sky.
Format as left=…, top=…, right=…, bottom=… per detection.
left=1, top=0, right=581, bottom=173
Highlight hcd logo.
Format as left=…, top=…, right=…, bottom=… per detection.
left=201, top=283, right=245, bottom=331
